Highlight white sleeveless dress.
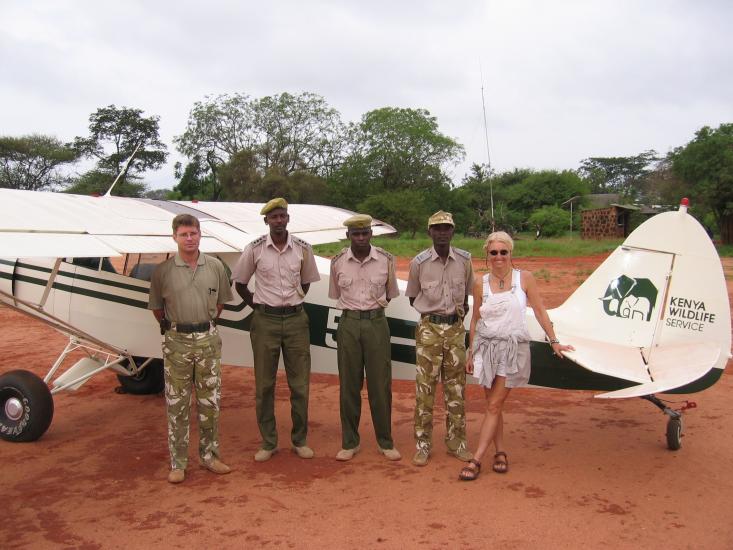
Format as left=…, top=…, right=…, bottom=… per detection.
left=472, top=269, right=532, bottom=388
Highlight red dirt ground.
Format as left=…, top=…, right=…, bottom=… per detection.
left=2, top=256, right=732, bottom=549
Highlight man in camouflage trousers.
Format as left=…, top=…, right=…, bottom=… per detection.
left=405, top=211, right=474, bottom=466
left=149, top=213, right=233, bottom=483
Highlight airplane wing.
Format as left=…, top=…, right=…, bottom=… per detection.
left=559, top=331, right=722, bottom=398
left=594, top=342, right=721, bottom=398
left=556, top=333, right=652, bottom=384
left=171, top=201, right=396, bottom=245
left=0, top=190, right=394, bottom=258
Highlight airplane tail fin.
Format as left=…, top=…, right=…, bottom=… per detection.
left=539, top=199, right=731, bottom=394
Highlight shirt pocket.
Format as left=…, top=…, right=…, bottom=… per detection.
left=451, top=277, right=466, bottom=303
left=285, top=257, right=303, bottom=295
left=370, top=276, right=388, bottom=306
left=338, top=275, right=353, bottom=289
left=257, top=259, right=275, bottom=274
left=422, top=280, right=440, bottom=299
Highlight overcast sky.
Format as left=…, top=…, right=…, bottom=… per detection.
left=2, top=0, right=731, bottom=190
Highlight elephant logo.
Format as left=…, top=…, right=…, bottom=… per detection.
left=600, top=275, right=658, bottom=322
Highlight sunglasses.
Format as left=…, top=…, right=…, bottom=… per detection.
left=489, top=250, right=509, bottom=256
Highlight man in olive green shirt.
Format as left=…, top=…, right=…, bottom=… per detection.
left=149, top=213, right=233, bottom=484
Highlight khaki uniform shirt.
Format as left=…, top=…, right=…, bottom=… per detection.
left=329, top=246, right=399, bottom=311
left=148, top=253, right=233, bottom=323
left=232, top=233, right=320, bottom=307
left=405, top=246, right=474, bottom=315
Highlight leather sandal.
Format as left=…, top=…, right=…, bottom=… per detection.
left=493, top=451, right=509, bottom=474
left=458, top=459, right=481, bottom=481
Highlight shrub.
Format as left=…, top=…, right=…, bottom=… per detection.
left=527, top=205, right=569, bottom=237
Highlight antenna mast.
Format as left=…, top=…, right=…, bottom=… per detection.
left=104, top=142, right=142, bottom=197
left=479, top=63, right=495, bottom=231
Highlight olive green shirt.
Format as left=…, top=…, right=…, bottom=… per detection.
left=148, top=253, right=233, bottom=324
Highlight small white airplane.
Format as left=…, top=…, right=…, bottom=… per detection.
left=0, top=190, right=729, bottom=451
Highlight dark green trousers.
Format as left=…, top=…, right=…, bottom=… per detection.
left=336, top=311, right=394, bottom=450
left=250, top=308, right=310, bottom=450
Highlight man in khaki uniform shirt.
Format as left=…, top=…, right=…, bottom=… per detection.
left=149, top=213, right=233, bottom=484
left=405, top=210, right=474, bottom=466
left=232, top=198, right=320, bottom=462
left=329, top=214, right=401, bottom=461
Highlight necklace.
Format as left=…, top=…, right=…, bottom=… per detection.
left=493, top=269, right=512, bottom=289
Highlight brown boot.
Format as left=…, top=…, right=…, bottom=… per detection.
left=168, top=469, right=185, bottom=484
left=200, top=457, right=232, bottom=475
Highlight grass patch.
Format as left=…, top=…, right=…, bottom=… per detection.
left=717, top=243, right=733, bottom=257
left=314, top=232, right=621, bottom=258
left=314, top=232, right=733, bottom=258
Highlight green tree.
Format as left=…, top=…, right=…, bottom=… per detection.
left=74, top=105, right=168, bottom=190
left=219, top=149, right=329, bottom=204
left=669, top=123, right=733, bottom=243
left=578, top=150, right=658, bottom=201
left=175, top=92, right=346, bottom=199
left=329, top=107, right=464, bottom=208
left=643, top=158, right=687, bottom=207
left=253, top=92, right=346, bottom=176
left=358, top=189, right=430, bottom=237
left=527, top=205, right=569, bottom=237
left=218, top=149, right=264, bottom=201
left=144, top=188, right=174, bottom=200
left=64, top=169, right=148, bottom=197
left=506, top=170, right=587, bottom=214
left=172, top=158, right=219, bottom=200
left=0, top=134, right=79, bottom=191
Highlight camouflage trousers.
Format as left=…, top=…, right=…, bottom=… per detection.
left=414, top=317, right=467, bottom=453
left=163, top=328, right=222, bottom=470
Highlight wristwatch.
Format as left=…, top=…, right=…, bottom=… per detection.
left=549, top=338, right=560, bottom=345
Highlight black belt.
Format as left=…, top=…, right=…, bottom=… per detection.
left=341, top=308, right=385, bottom=320
left=423, top=313, right=460, bottom=325
left=257, top=304, right=303, bottom=316
left=171, top=321, right=214, bottom=333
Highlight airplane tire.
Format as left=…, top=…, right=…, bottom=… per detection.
left=116, top=358, right=164, bottom=395
left=666, top=417, right=682, bottom=451
left=0, top=369, right=54, bottom=442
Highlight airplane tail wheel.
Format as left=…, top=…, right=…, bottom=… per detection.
left=116, top=358, right=164, bottom=395
left=0, top=370, right=54, bottom=442
left=666, top=416, right=683, bottom=451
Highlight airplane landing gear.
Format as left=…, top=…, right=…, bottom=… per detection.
left=666, top=416, right=682, bottom=451
left=641, top=394, right=696, bottom=451
left=116, top=357, right=164, bottom=395
left=0, top=370, right=54, bottom=442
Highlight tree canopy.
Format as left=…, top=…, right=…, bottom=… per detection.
left=174, top=92, right=345, bottom=200
left=73, top=105, right=168, bottom=190
left=578, top=150, right=658, bottom=201
left=329, top=107, right=464, bottom=210
left=64, top=169, right=148, bottom=197
left=0, top=134, right=78, bottom=191
left=669, top=123, right=733, bottom=242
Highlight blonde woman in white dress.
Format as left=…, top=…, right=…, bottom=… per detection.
left=459, top=232, right=574, bottom=481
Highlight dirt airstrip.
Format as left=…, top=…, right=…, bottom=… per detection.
left=1, top=255, right=732, bottom=549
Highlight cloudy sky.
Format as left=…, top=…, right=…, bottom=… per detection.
left=2, top=0, right=731, bottom=189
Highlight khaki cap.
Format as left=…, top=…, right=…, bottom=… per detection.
left=260, top=197, right=288, bottom=215
left=428, top=210, right=454, bottom=228
left=343, top=213, right=373, bottom=229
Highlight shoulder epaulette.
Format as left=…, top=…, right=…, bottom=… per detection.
left=414, top=249, right=432, bottom=264
left=374, top=246, right=394, bottom=261
left=291, top=235, right=312, bottom=249
left=249, top=235, right=266, bottom=248
left=453, top=247, right=471, bottom=260
left=331, top=247, right=348, bottom=263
